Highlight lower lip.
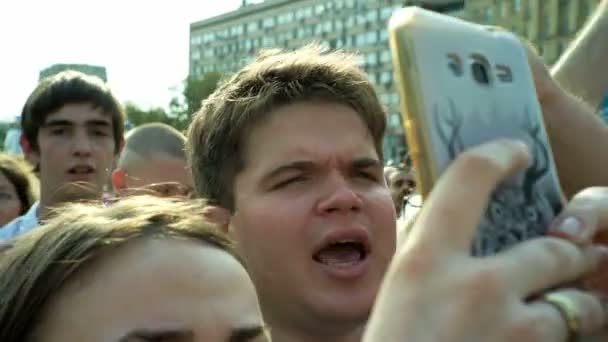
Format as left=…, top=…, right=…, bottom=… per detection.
left=316, top=255, right=370, bottom=280
left=66, top=173, right=95, bottom=181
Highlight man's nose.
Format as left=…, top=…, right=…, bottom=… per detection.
left=71, top=131, right=93, bottom=157
left=316, top=173, right=363, bottom=214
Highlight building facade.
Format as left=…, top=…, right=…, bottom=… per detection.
left=190, top=0, right=466, bottom=162
left=39, top=64, right=108, bottom=82
left=464, top=0, right=600, bottom=65
left=189, top=0, right=600, bottom=162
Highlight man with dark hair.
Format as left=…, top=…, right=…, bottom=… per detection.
left=0, top=71, right=124, bottom=240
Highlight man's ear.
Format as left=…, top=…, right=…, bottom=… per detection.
left=113, top=137, right=125, bottom=165
left=20, top=134, right=39, bottom=168
left=202, top=205, right=231, bottom=233
left=111, top=168, right=128, bottom=193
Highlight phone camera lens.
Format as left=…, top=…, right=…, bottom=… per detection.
left=471, top=61, right=491, bottom=85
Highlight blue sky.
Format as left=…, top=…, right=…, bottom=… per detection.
left=0, top=0, right=247, bottom=122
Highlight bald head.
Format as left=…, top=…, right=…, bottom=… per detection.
left=118, top=123, right=186, bottom=167
left=113, top=123, right=193, bottom=196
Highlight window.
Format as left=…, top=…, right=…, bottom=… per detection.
left=380, top=93, right=389, bottom=105
left=356, top=13, right=367, bottom=25
left=390, top=113, right=401, bottom=128
left=390, top=93, right=399, bottom=105
left=367, top=10, right=377, bottom=22
left=297, top=27, right=306, bottom=38
left=262, top=37, right=276, bottom=47
left=315, top=23, right=323, bottom=35
left=247, top=22, right=258, bottom=33
left=558, top=0, right=570, bottom=34
left=295, top=9, right=305, bottom=19
left=345, top=16, right=355, bottom=28
left=356, top=33, right=367, bottom=46
left=512, top=0, right=521, bottom=13
left=380, top=49, right=391, bottom=63
left=365, top=52, right=378, bottom=67
left=303, top=7, right=313, bottom=17
left=380, top=71, right=392, bottom=85
left=484, top=8, right=493, bottom=23
left=366, top=31, right=378, bottom=44
left=315, top=4, right=325, bottom=15
left=379, top=29, right=388, bottom=42
left=381, top=7, right=393, bottom=20
left=499, top=2, right=507, bottom=17
left=263, top=17, right=275, bottom=28
left=335, top=19, right=343, bottom=31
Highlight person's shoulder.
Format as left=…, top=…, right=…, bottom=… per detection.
left=0, top=202, right=40, bottom=241
left=0, top=215, right=26, bottom=241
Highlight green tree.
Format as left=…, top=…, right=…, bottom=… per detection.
left=169, top=72, right=223, bottom=130
left=123, top=102, right=172, bottom=128
left=0, top=122, right=10, bottom=151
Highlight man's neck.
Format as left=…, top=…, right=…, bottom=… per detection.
left=270, top=326, right=365, bottom=342
left=39, top=184, right=103, bottom=221
left=265, top=313, right=366, bottom=342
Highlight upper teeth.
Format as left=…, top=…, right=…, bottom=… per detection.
left=333, top=239, right=358, bottom=245
left=72, top=166, right=91, bottom=173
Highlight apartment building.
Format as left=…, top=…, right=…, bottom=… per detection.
left=190, top=0, right=601, bottom=160
left=191, top=0, right=468, bottom=162
left=465, top=0, right=600, bottom=65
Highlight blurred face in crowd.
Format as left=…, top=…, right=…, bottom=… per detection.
left=385, top=167, right=415, bottom=212
left=0, top=170, right=22, bottom=226
left=33, top=238, right=269, bottom=342
left=229, top=102, right=396, bottom=328
left=27, top=103, right=119, bottom=202
left=116, top=154, right=194, bottom=198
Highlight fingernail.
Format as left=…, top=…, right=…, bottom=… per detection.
left=554, top=216, right=584, bottom=237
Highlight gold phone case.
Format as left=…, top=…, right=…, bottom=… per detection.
left=388, top=7, right=563, bottom=255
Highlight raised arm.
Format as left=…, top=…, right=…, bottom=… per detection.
left=552, top=0, right=608, bottom=109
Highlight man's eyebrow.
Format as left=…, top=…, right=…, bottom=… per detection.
left=86, top=119, right=112, bottom=127
left=228, top=325, right=268, bottom=342
left=41, top=119, right=74, bottom=128
left=41, top=119, right=111, bottom=128
left=352, top=157, right=383, bottom=170
left=264, top=160, right=315, bottom=180
left=118, top=328, right=194, bottom=342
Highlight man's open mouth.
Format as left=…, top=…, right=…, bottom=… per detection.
left=313, top=237, right=370, bottom=268
left=68, top=165, right=95, bottom=175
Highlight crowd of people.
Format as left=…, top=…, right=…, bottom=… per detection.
left=0, top=2, right=607, bottom=341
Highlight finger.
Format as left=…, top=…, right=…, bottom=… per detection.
left=549, top=187, right=608, bottom=244
left=494, top=238, right=608, bottom=295
left=407, top=139, right=529, bottom=254
left=527, top=289, right=607, bottom=340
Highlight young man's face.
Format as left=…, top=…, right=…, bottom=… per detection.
left=29, top=103, right=120, bottom=202
left=230, top=102, right=396, bottom=328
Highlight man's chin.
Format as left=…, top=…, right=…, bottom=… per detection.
left=49, top=181, right=102, bottom=205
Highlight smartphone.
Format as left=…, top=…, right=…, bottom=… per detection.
left=388, top=7, right=564, bottom=256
